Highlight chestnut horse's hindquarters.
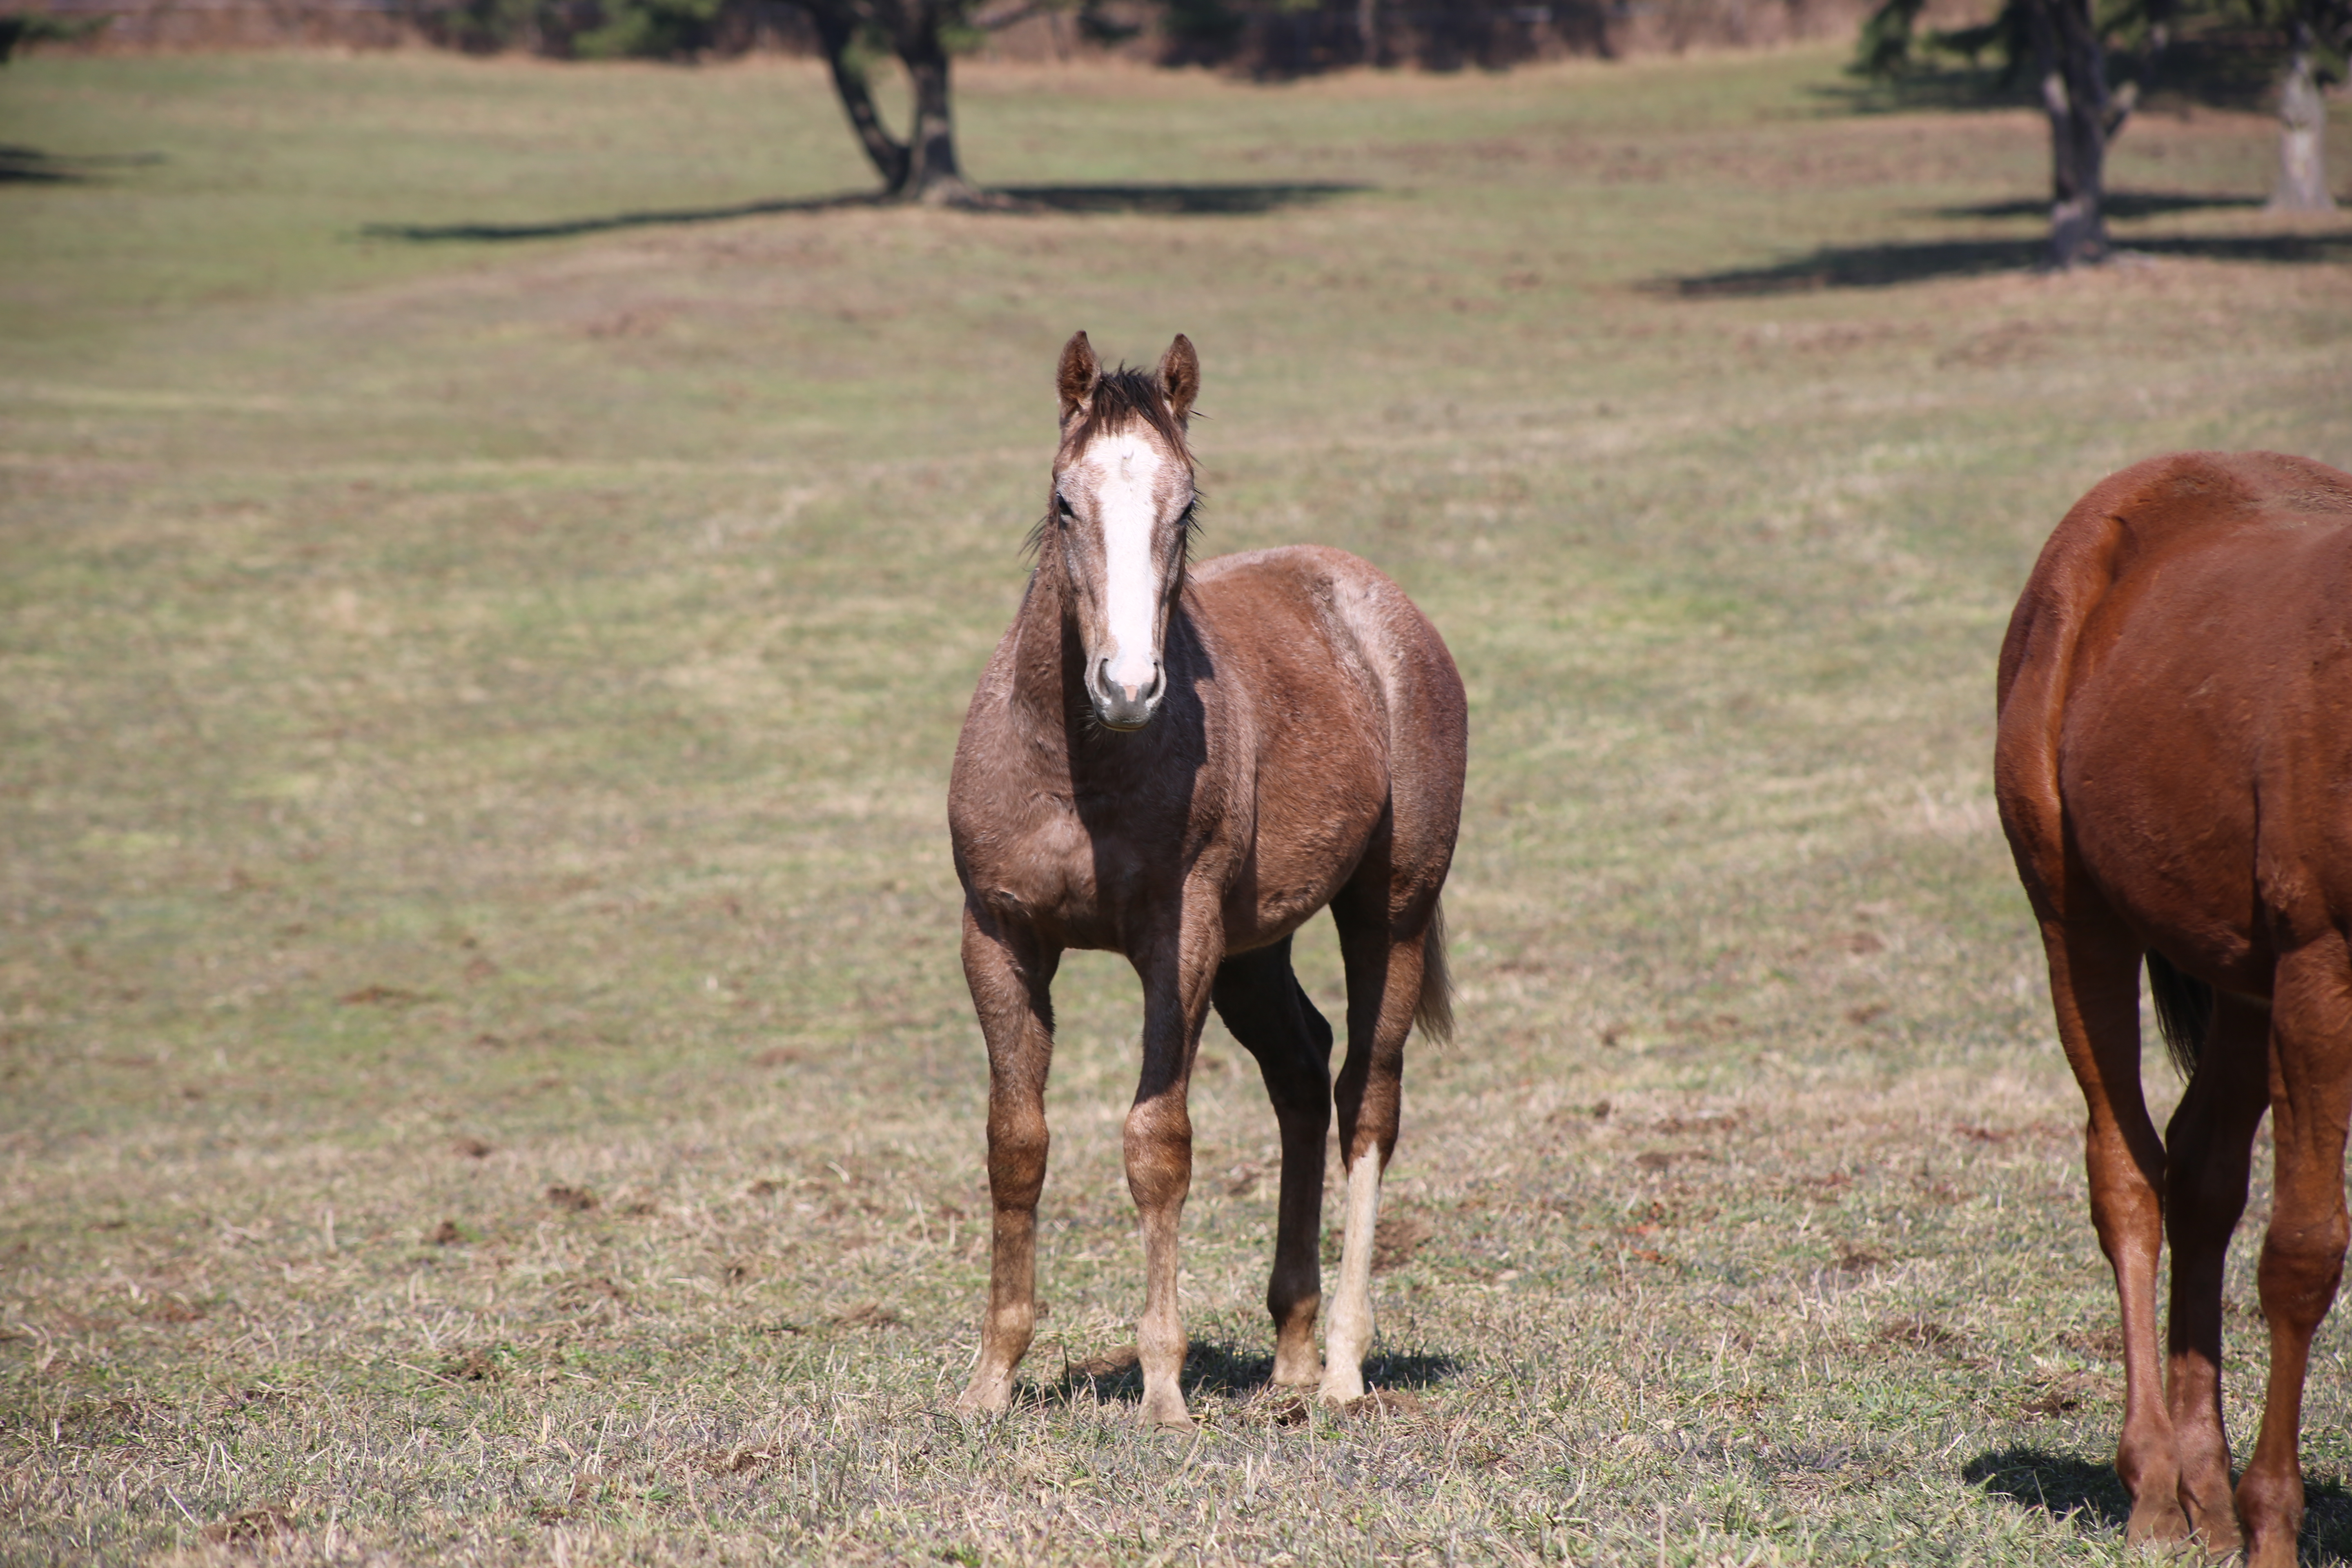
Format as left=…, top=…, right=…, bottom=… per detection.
left=1996, top=450, right=2352, bottom=1568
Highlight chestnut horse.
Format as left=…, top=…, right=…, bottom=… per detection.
left=947, top=332, right=1466, bottom=1426
left=1997, top=450, right=2352, bottom=1565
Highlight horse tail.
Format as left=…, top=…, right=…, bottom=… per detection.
left=1413, top=898, right=1454, bottom=1046
left=2145, top=950, right=2212, bottom=1080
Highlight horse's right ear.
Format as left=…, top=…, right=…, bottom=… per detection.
left=1057, top=331, right=1100, bottom=423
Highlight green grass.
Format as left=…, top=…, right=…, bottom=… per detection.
left=4, top=43, right=2352, bottom=1566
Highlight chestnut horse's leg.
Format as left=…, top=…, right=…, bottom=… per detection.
left=2237, top=941, right=2352, bottom=1568
left=1321, top=889, right=1432, bottom=1405
left=2036, top=914, right=2188, bottom=1544
left=1212, top=938, right=1336, bottom=1388
left=2160, top=991, right=2270, bottom=1552
left=1125, top=904, right=1221, bottom=1428
left=956, top=905, right=1060, bottom=1415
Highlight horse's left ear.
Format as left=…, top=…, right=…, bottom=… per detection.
left=1159, top=334, right=1199, bottom=424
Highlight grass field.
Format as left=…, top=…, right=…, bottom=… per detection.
left=4, top=42, right=2352, bottom=1566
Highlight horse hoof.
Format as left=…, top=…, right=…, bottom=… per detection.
left=954, top=1380, right=1011, bottom=1416
left=2124, top=1494, right=2192, bottom=1546
left=1140, top=1395, right=1192, bottom=1429
left=2243, top=1535, right=2296, bottom=1568
left=1317, top=1372, right=1366, bottom=1405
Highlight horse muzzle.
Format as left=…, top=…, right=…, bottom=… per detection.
left=1090, top=656, right=1165, bottom=731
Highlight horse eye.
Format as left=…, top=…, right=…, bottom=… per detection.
left=1056, top=494, right=1075, bottom=520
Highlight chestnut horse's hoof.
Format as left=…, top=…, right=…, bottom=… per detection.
left=2178, top=1500, right=2245, bottom=1560
left=2122, top=1493, right=2192, bottom=1548
left=2243, top=1530, right=2298, bottom=1568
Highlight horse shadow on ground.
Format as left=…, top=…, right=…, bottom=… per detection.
left=1, top=145, right=166, bottom=184
left=1966, top=1447, right=2352, bottom=1562
left=1963, top=1446, right=2130, bottom=1534
left=363, top=181, right=1367, bottom=243
left=1034, top=1339, right=1461, bottom=1410
left=1662, top=229, right=2352, bottom=296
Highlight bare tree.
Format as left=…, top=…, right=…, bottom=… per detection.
left=1855, top=0, right=2171, bottom=268
left=2266, top=1, right=2348, bottom=210
left=800, top=0, right=980, bottom=203
left=2025, top=0, right=2134, bottom=265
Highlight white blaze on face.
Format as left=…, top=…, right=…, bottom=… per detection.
left=1082, top=433, right=1169, bottom=699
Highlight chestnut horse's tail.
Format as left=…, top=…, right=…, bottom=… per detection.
left=2146, top=950, right=2212, bottom=1080
left=1414, top=899, right=1454, bottom=1045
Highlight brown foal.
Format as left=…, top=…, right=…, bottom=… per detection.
left=947, top=332, right=1467, bottom=1426
left=1997, top=450, right=2352, bottom=1566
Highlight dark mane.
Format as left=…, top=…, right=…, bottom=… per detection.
left=1074, top=365, right=1194, bottom=463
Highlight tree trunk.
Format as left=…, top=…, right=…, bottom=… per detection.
left=2270, top=22, right=2336, bottom=212
left=1357, top=0, right=1379, bottom=63
left=2027, top=0, right=2113, bottom=267
left=897, top=29, right=976, bottom=203
left=805, top=0, right=913, bottom=195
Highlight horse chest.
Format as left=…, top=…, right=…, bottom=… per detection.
left=968, top=795, right=1115, bottom=922
left=969, top=784, right=1221, bottom=946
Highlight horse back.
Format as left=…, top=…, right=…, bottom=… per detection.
left=1189, top=546, right=1468, bottom=920
left=1190, top=545, right=1465, bottom=773
left=1997, top=452, right=2352, bottom=973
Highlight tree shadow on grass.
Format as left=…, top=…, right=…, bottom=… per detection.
left=1, top=145, right=166, bottom=185
left=362, top=181, right=1368, bottom=243
left=991, top=181, right=1366, bottom=215
left=361, top=192, right=882, bottom=241
left=1930, top=191, right=2265, bottom=220
left=1965, top=1447, right=2352, bottom=1562
left=1662, top=229, right=2352, bottom=295
left=1037, top=1339, right=1461, bottom=1409
left=1806, top=67, right=2031, bottom=118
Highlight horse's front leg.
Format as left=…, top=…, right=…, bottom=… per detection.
left=1125, top=899, right=1222, bottom=1428
left=957, top=904, right=1060, bottom=1415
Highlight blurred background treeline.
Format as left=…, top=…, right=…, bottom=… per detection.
left=0, top=0, right=1904, bottom=69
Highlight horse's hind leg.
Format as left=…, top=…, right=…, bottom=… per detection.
left=1321, top=883, right=1437, bottom=1404
left=1213, top=938, right=1335, bottom=1389
left=2237, top=939, right=2352, bottom=1568
left=2160, top=991, right=2268, bottom=1553
left=2035, top=914, right=2185, bottom=1543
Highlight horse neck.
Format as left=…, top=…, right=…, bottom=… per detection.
left=1007, top=548, right=1089, bottom=734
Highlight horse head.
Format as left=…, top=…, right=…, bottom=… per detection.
left=1049, top=330, right=1199, bottom=732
